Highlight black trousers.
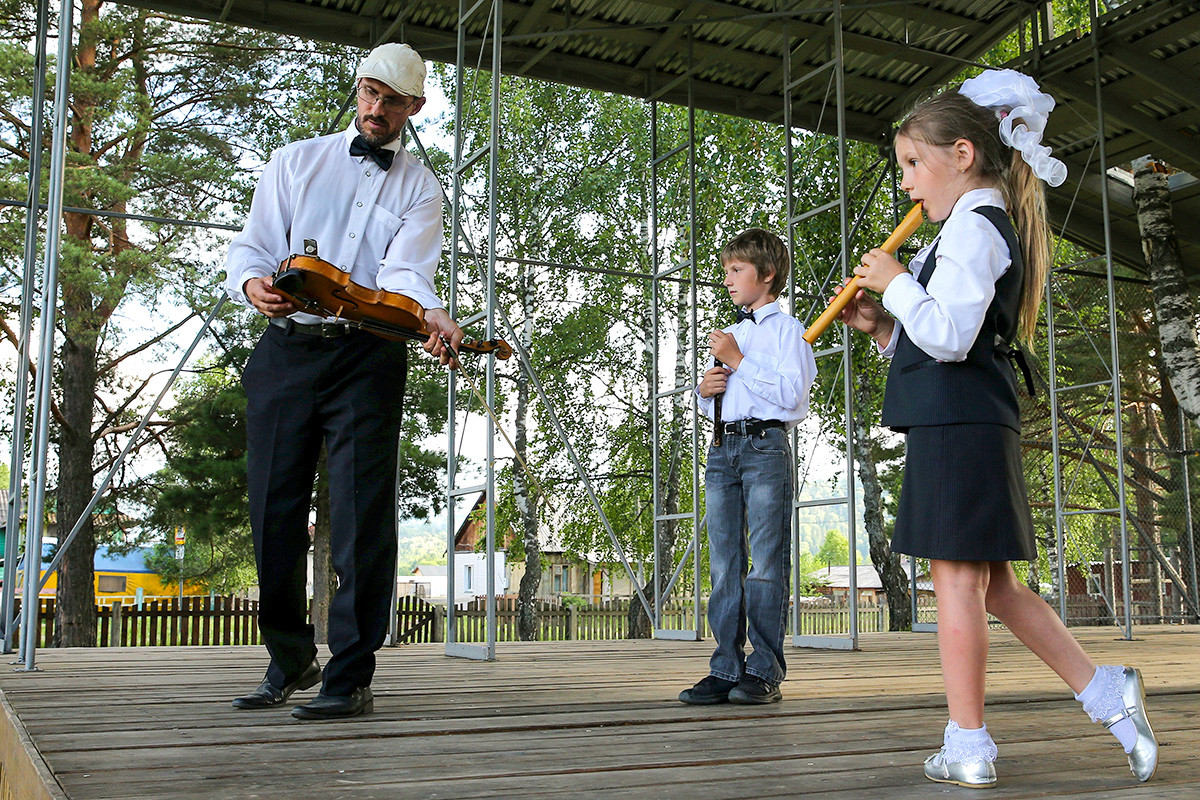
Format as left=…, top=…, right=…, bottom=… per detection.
left=243, top=323, right=407, bottom=696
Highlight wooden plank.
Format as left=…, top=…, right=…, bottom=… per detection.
left=0, top=627, right=1194, bottom=799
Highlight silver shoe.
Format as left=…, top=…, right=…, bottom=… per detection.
left=1101, top=667, right=1158, bottom=782
left=923, top=748, right=997, bottom=788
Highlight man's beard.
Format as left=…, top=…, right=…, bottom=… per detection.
left=355, top=114, right=400, bottom=147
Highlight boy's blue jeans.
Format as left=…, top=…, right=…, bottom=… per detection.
left=704, top=426, right=793, bottom=685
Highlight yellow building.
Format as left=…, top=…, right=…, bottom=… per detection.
left=35, top=545, right=207, bottom=605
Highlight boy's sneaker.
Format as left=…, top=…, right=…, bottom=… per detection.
left=679, top=675, right=738, bottom=705
left=728, top=675, right=782, bottom=704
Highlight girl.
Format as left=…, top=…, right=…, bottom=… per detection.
left=838, top=69, right=1158, bottom=788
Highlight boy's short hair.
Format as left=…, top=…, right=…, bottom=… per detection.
left=720, top=229, right=790, bottom=298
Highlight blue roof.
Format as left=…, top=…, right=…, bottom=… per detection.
left=33, top=542, right=155, bottom=573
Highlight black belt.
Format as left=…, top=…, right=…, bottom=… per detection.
left=720, top=419, right=784, bottom=437
left=270, top=317, right=351, bottom=338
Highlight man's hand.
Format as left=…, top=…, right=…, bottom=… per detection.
left=708, top=328, right=743, bottom=370
left=423, top=307, right=466, bottom=369
left=245, top=276, right=297, bottom=318
left=698, top=365, right=732, bottom=398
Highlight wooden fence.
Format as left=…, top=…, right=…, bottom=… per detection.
left=16, top=596, right=264, bottom=648
left=394, top=597, right=932, bottom=644
left=14, top=595, right=937, bottom=648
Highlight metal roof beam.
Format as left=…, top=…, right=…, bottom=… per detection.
left=1043, top=71, right=1200, bottom=174
left=862, top=0, right=986, bottom=31
left=1103, top=43, right=1200, bottom=115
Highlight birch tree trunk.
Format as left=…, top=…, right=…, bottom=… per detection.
left=1132, top=158, right=1200, bottom=428
left=515, top=263, right=542, bottom=640
left=851, top=412, right=911, bottom=630
left=311, top=453, right=335, bottom=644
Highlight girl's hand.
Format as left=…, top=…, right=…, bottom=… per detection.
left=698, top=366, right=732, bottom=398
left=834, top=282, right=895, bottom=345
left=853, top=248, right=907, bottom=294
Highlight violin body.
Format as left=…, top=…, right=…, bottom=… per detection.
left=271, top=255, right=512, bottom=359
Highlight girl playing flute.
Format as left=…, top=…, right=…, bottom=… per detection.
left=836, top=69, right=1157, bottom=788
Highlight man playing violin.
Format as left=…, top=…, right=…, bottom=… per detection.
left=224, top=43, right=462, bottom=720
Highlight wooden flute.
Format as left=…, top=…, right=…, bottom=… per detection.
left=802, top=202, right=925, bottom=345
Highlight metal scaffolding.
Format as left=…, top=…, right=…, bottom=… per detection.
left=4, top=1, right=1196, bottom=671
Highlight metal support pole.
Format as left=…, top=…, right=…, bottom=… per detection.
left=2, top=0, right=51, bottom=654
left=20, top=0, right=75, bottom=669
left=1182, top=405, right=1198, bottom=620
left=446, top=0, right=469, bottom=656
left=834, top=2, right=859, bottom=650
left=783, top=13, right=801, bottom=640
left=483, top=0, right=502, bottom=657
left=445, top=0, right=500, bottom=660
left=1091, top=0, right=1133, bottom=639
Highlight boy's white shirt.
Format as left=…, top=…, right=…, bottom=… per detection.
left=879, top=186, right=1013, bottom=362
left=695, top=301, right=817, bottom=430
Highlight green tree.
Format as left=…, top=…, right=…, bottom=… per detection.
left=816, top=529, right=850, bottom=569
left=0, top=1, right=360, bottom=643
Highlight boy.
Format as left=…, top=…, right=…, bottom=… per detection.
left=681, top=229, right=817, bottom=705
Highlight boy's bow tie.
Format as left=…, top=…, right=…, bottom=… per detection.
left=350, top=135, right=395, bottom=171
left=736, top=308, right=756, bottom=324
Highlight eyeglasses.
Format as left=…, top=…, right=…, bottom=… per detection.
left=356, top=84, right=416, bottom=113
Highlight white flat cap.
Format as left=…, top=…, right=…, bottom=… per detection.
left=356, top=43, right=426, bottom=98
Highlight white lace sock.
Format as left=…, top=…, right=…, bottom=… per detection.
left=1075, top=665, right=1137, bottom=753
left=941, top=720, right=998, bottom=764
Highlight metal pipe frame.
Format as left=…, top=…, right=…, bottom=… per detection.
left=788, top=4, right=860, bottom=650
left=648, top=24, right=703, bottom=640
left=2, top=0, right=51, bottom=655
left=9, top=1, right=1188, bottom=670
left=19, top=0, right=74, bottom=670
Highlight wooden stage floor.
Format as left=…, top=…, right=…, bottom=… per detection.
left=0, top=626, right=1196, bottom=800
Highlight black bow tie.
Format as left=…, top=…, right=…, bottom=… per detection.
left=350, top=135, right=395, bottom=171
left=736, top=308, right=756, bottom=324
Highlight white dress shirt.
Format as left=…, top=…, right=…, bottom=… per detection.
left=880, top=187, right=1012, bottom=361
left=696, top=301, right=817, bottom=429
left=224, top=124, right=445, bottom=322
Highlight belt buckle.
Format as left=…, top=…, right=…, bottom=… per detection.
left=734, top=420, right=749, bottom=436
left=319, top=323, right=343, bottom=338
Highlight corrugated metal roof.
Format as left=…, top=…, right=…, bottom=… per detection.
left=110, top=0, right=1199, bottom=278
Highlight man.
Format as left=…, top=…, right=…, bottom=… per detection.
left=224, top=43, right=462, bottom=720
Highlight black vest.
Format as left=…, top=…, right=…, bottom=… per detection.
left=880, top=206, right=1024, bottom=433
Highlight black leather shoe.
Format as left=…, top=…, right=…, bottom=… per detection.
left=291, top=687, right=374, bottom=720
left=231, top=658, right=321, bottom=709
left=728, top=675, right=782, bottom=704
left=679, top=675, right=738, bottom=705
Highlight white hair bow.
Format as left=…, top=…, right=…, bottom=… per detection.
left=959, top=69, right=1068, bottom=187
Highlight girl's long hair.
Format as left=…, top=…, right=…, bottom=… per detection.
left=897, top=91, right=1049, bottom=345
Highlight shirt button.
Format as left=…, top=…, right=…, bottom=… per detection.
left=349, top=233, right=356, bottom=239
left=356, top=202, right=363, bottom=207
left=365, top=170, right=372, bottom=176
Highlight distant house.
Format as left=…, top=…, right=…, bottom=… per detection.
left=37, top=544, right=207, bottom=605
left=808, top=560, right=933, bottom=606
left=1, top=490, right=205, bottom=604
left=450, top=492, right=638, bottom=602
left=401, top=557, right=508, bottom=605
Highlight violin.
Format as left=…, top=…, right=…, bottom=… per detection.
left=270, top=255, right=512, bottom=359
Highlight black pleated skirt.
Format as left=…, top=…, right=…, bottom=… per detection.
left=891, top=423, right=1037, bottom=562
